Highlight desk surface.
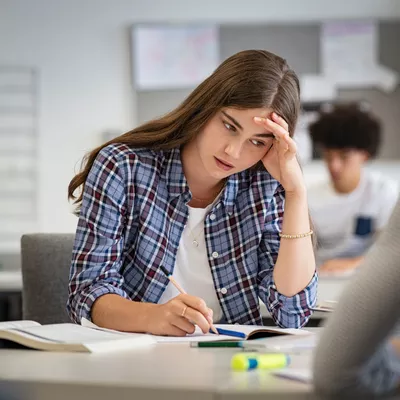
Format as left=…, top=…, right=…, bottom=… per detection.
left=0, top=340, right=324, bottom=400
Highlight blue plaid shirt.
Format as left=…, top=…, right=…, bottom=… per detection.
left=68, top=143, right=317, bottom=327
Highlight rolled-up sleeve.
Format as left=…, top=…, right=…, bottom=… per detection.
left=67, top=146, right=131, bottom=323
left=257, top=186, right=317, bottom=328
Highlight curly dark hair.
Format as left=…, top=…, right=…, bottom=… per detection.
left=309, top=104, right=381, bottom=158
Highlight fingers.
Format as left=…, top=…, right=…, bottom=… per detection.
left=165, top=324, right=189, bottom=337
left=171, top=316, right=196, bottom=335
left=172, top=294, right=212, bottom=334
left=157, top=303, right=196, bottom=336
left=271, top=112, right=289, bottom=131
left=254, top=115, right=296, bottom=155
left=178, top=294, right=211, bottom=318
left=183, top=307, right=211, bottom=334
left=254, top=112, right=288, bottom=135
left=266, top=133, right=296, bottom=156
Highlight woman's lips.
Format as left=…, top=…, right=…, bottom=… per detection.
left=215, top=157, right=234, bottom=171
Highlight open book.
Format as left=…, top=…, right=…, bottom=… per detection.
left=0, top=320, right=155, bottom=353
left=0, top=320, right=311, bottom=352
left=81, top=319, right=311, bottom=343
left=207, top=324, right=311, bottom=341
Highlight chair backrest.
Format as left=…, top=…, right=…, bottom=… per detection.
left=21, top=233, right=75, bottom=324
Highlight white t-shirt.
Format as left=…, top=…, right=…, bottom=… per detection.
left=308, top=171, right=399, bottom=265
left=158, top=202, right=223, bottom=322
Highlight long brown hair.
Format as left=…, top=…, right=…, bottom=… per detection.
left=68, top=50, right=301, bottom=213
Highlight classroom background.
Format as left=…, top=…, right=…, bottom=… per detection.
left=0, top=0, right=400, bottom=321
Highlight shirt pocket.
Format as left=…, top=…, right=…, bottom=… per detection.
left=354, top=216, right=374, bottom=237
left=338, top=215, right=375, bottom=258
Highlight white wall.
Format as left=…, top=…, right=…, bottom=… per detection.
left=1, top=0, right=400, bottom=234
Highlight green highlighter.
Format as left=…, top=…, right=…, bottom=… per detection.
left=231, top=352, right=290, bottom=371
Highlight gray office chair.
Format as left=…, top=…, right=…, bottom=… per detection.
left=21, top=233, right=75, bottom=324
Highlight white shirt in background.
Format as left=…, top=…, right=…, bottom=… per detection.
left=158, top=202, right=224, bottom=322
left=308, top=171, right=399, bottom=265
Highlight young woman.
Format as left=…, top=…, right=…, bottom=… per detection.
left=67, top=50, right=317, bottom=336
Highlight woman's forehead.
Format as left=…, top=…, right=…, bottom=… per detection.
left=221, top=107, right=273, bottom=119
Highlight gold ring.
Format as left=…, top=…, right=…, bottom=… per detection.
left=181, top=306, right=188, bottom=317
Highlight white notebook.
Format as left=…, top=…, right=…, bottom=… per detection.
left=0, top=320, right=155, bottom=353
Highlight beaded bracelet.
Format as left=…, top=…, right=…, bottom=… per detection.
left=279, top=230, right=314, bottom=239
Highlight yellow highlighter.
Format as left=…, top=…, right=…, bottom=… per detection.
left=231, top=352, right=290, bottom=371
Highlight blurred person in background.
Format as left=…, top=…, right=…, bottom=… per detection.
left=308, top=105, right=398, bottom=274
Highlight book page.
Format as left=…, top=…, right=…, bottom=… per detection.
left=0, top=320, right=40, bottom=330
left=81, top=319, right=310, bottom=343
left=81, top=317, right=131, bottom=335
left=155, top=328, right=234, bottom=343
left=82, top=318, right=235, bottom=343
left=7, top=324, right=145, bottom=344
left=153, top=325, right=310, bottom=343
left=215, top=324, right=311, bottom=337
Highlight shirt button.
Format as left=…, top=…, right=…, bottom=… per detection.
left=212, top=251, right=219, bottom=259
left=220, top=287, right=228, bottom=295
left=209, top=213, right=216, bottom=221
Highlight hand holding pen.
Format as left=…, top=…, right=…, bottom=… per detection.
left=159, top=266, right=219, bottom=336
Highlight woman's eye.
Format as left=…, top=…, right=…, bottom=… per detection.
left=223, top=121, right=236, bottom=132
left=250, top=139, right=265, bottom=147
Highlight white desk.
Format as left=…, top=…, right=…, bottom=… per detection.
left=0, top=340, right=324, bottom=400
left=0, top=270, right=22, bottom=292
